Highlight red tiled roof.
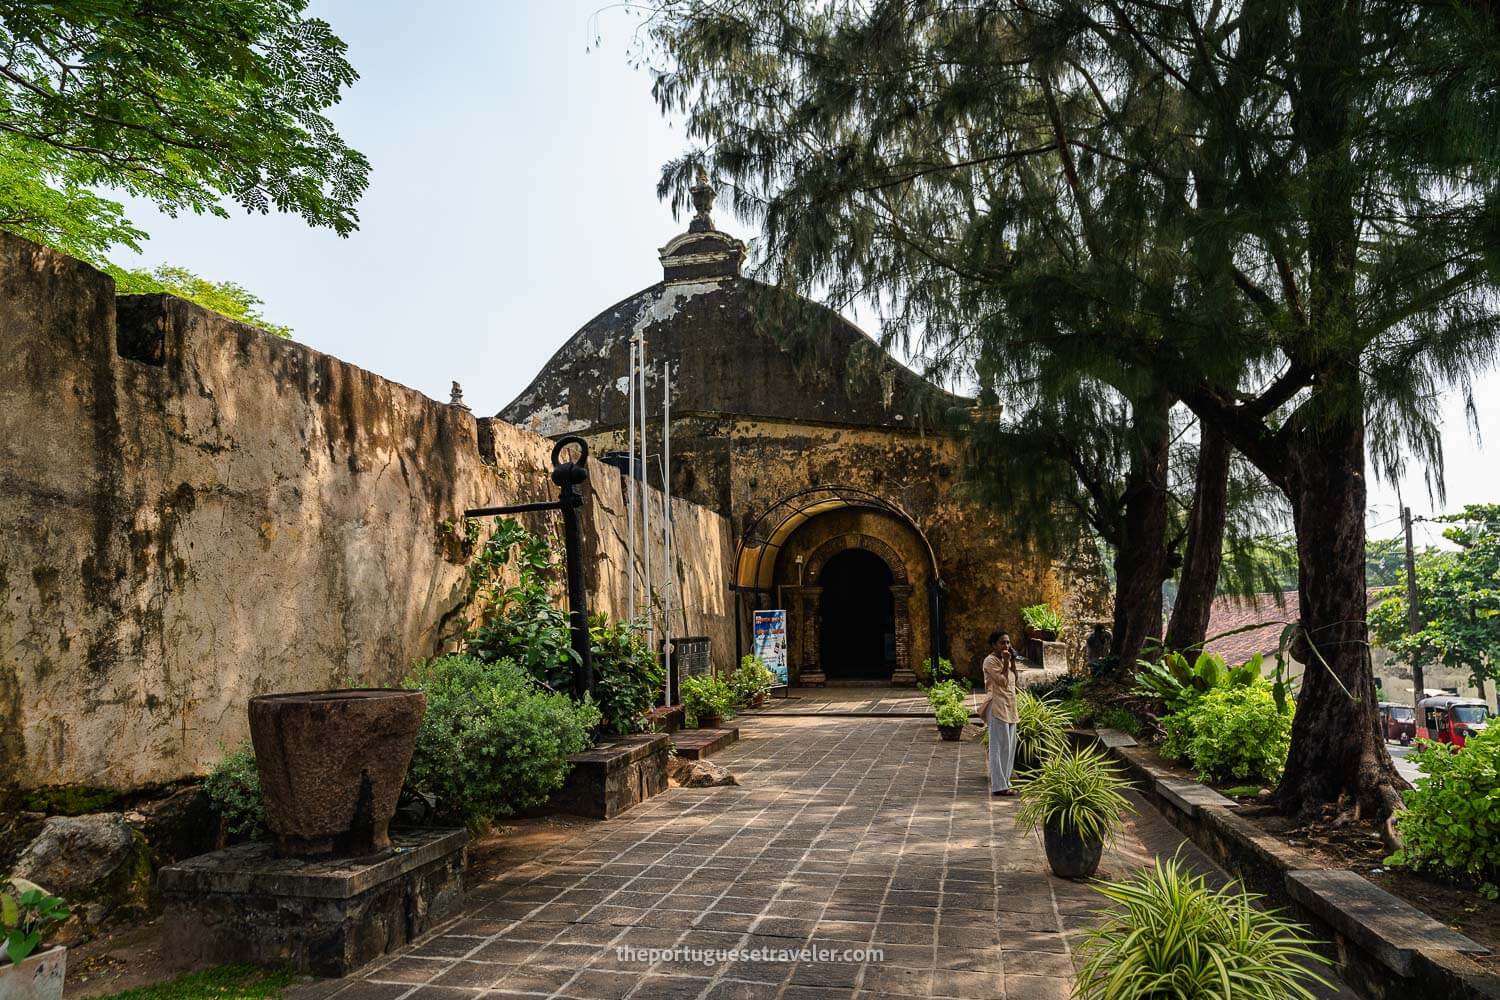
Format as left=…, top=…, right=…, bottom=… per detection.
left=1203, top=592, right=1300, bottom=665
left=1202, top=590, right=1384, bottom=666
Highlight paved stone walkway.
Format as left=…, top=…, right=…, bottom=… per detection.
left=292, top=716, right=1345, bottom=1000
left=742, top=679, right=1057, bottom=718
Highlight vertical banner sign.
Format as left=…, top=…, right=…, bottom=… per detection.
left=752, top=610, right=789, bottom=687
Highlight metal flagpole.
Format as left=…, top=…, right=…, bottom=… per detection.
left=626, top=337, right=638, bottom=621
left=662, top=361, right=673, bottom=707
left=640, top=337, right=653, bottom=653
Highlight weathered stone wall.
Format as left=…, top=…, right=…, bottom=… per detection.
left=587, top=415, right=1070, bottom=679
left=0, top=233, right=734, bottom=794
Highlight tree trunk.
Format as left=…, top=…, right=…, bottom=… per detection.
left=1109, top=391, right=1172, bottom=668
left=1273, top=408, right=1404, bottom=827
left=1165, top=422, right=1230, bottom=652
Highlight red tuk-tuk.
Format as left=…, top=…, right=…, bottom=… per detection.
left=1416, top=696, right=1491, bottom=748
left=1378, top=702, right=1417, bottom=745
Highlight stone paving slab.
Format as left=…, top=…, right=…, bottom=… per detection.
left=291, top=717, right=1352, bottom=1000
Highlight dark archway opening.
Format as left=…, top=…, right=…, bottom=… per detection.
left=818, top=548, right=896, bottom=679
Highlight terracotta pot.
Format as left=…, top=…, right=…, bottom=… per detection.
left=698, top=712, right=723, bottom=730
left=249, top=689, right=425, bottom=858
left=938, top=723, right=964, bottom=741
left=1043, top=820, right=1103, bottom=879
left=0, top=945, right=66, bottom=1000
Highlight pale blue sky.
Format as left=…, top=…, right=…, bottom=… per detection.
left=110, top=0, right=1494, bottom=536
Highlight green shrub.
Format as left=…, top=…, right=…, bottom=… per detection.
left=1135, top=650, right=1261, bottom=713
left=1074, top=856, right=1332, bottom=1000
left=731, top=654, right=775, bottom=704
left=934, top=698, right=969, bottom=728
left=1094, top=705, right=1143, bottom=738
left=464, top=519, right=575, bottom=686
left=1161, top=680, right=1293, bottom=783
left=681, top=674, right=736, bottom=725
left=1016, top=689, right=1075, bottom=770
left=1388, top=726, right=1500, bottom=897
left=1016, top=745, right=1133, bottom=843
left=926, top=679, right=969, bottom=710
left=922, top=655, right=964, bottom=689
left=404, top=656, right=599, bottom=826
left=1021, top=603, right=1064, bottom=634
left=203, top=742, right=267, bottom=839
left=589, top=614, right=665, bottom=735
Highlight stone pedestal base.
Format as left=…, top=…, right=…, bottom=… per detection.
left=800, top=670, right=827, bottom=687
left=159, top=828, right=466, bottom=977
left=549, top=733, right=669, bottom=819
left=888, top=668, right=919, bottom=687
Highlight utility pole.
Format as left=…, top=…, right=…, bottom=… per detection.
left=1403, top=506, right=1425, bottom=716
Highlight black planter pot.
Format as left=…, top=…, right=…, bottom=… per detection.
left=1043, top=820, right=1103, bottom=878
left=938, top=724, right=964, bottom=741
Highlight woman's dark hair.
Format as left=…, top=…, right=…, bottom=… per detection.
left=989, top=629, right=1009, bottom=645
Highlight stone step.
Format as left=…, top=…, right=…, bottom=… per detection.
left=671, top=727, right=739, bottom=760
left=1286, top=869, right=1489, bottom=977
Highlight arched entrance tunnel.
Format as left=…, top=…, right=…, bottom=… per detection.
left=817, top=548, right=896, bottom=679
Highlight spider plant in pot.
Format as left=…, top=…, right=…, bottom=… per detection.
left=1016, top=744, right=1132, bottom=878
left=1074, top=855, right=1333, bottom=1000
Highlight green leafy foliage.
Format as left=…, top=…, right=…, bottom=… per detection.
left=921, top=656, right=958, bottom=687
left=681, top=674, right=735, bottom=726
left=1021, top=604, right=1064, bottom=634
left=1016, top=745, right=1133, bottom=843
left=934, top=699, right=969, bottom=728
left=1016, top=690, right=1075, bottom=771
left=730, top=654, right=774, bottom=705
left=1369, top=505, right=1500, bottom=693
left=202, top=742, right=267, bottom=840
left=1074, top=857, right=1332, bottom=1000
left=91, top=964, right=296, bottom=999
left=588, top=615, right=664, bottom=736
left=403, top=656, right=599, bottom=827
left=110, top=264, right=291, bottom=338
left=1, top=877, right=69, bottom=965
left=1135, top=650, right=1261, bottom=714
left=465, top=519, right=575, bottom=687
left=1161, top=681, right=1294, bottom=784
left=464, top=519, right=656, bottom=736
left=1093, top=706, right=1143, bottom=738
left=1387, top=727, right=1500, bottom=897
left=0, top=3, right=368, bottom=245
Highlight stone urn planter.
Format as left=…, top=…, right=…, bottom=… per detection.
left=0, top=945, right=66, bottom=1000
left=249, top=689, right=425, bottom=858
left=1042, top=820, right=1103, bottom=879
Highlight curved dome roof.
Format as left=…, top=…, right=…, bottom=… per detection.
left=501, top=190, right=965, bottom=437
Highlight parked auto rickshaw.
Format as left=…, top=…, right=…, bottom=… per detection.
left=1377, top=702, right=1417, bottom=745
left=1416, top=696, right=1491, bottom=748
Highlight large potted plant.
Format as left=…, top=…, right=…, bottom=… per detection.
left=682, top=674, right=735, bottom=729
left=1, top=878, right=69, bottom=1000
left=1016, top=689, right=1075, bottom=771
left=1021, top=603, right=1064, bottom=642
left=731, top=654, right=775, bottom=708
left=1074, top=857, right=1332, bottom=999
left=927, top=680, right=970, bottom=740
left=1016, top=745, right=1132, bottom=878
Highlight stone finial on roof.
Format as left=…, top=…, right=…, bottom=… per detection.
left=689, top=167, right=716, bottom=233
left=449, top=381, right=468, bottom=410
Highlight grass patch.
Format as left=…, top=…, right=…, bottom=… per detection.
left=1221, top=785, right=1263, bottom=798
left=96, top=965, right=296, bottom=999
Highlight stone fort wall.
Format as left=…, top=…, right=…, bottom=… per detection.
left=0, top=233, right=734, bottom=794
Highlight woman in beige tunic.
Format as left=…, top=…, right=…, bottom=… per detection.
left=981, top=629, right=1020, bottom=796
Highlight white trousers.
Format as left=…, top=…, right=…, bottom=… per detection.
left=988, top=717, right=1017, bottom=792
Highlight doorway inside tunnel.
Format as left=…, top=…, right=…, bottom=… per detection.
left=817, top=548, right=896, bottom=679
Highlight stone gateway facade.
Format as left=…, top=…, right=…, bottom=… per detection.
left=503, top=185, right=1070, bottom=684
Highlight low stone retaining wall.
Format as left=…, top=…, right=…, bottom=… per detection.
left=1083, top=728, right=1500, bottom=1000
left=548, top=734, right=669, bottom=820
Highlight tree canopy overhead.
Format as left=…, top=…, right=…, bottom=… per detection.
left=646, top=0, right=1500, bottom=825
left=0, top=0, right=369, bottom=259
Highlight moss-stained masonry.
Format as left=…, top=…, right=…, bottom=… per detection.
left=502, top=218, right=1107, bottom=682
left=0, top=233, right=733, bottom=793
